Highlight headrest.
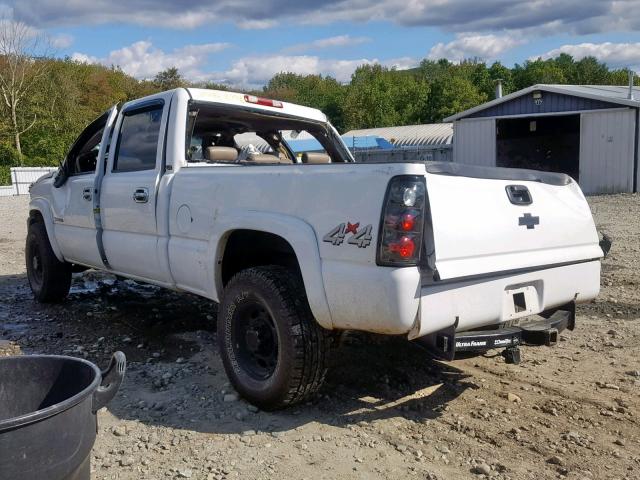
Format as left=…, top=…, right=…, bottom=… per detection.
left=301, top=152, right=331, bottom=164
left=205, top=146, right=238, bottom=163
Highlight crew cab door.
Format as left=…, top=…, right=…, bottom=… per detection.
left=100, top=94, right=173, bottom=282
left=51, top=111, right=109, bottom=267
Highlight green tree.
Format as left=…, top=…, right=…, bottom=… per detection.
left=343, top=64, right=429, bottom=130
left=424, top=75, right=487, bottom=122
left=153, top=67, right=185, bottom=90
left=487, top=61, right=515, bottom=97
left=572, top=56, right=611, bottom=84
left=264, top=73, right=347, bottom=130
left=512, top=59, right=567, bottom=90
left=0, top=20, right=51, bottom=159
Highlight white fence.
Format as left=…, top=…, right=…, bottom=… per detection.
left=0, top=167, right=58, bottom=196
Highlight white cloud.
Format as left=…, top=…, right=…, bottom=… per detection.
left=215, top=56, right=329, bottom=86
left=209, top=54, right=416, bottom=87
left=72, top=40, right=231, bottom=80
left=70, top=52, right=97, bottom=64
left=385, top=56, right=418, bottom=70
left=536, top=42, right=640, bottom=72
left=283, top=35, right=371, bottom=53
left=72, top=41, right=399, bottom=86
left=51, top=32, right=73, bottom=49
left=428, top=33, right=525, bottom=62
left=237, top=19, right=278, bottom=30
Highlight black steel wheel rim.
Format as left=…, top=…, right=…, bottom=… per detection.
left=28, top=239, right=43, bottom=287
left=231, top=299, right=278, bottom=380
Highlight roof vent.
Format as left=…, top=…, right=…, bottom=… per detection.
left=495, top=79, right=503, bottom=99
left=628, top=70, right=635, bottom=100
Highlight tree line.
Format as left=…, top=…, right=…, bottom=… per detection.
left=262, top=55, right=637, bottom=132
left=0, top=25, right=637, bottom=184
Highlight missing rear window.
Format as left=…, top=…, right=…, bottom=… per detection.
left=185, top=103, right=349, bottom=165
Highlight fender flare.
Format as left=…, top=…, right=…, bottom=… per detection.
left=210, top=210, right=333, bottom=330
left=28, top=198, right=65, bottom=262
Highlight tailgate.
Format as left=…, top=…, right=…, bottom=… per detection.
left=424, top=164, right=603, bottom=281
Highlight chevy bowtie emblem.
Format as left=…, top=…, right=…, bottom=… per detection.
left=518, top=213, right=540, bottom=229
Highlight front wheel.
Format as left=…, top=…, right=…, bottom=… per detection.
left=217, top=266, right=331, bottom=410
left=25, top=220, right=72, bottom=303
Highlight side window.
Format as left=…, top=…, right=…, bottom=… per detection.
left=65, top=113, right=108, bottom=175
left=69, top=127, right=103, bottom=175
left=114, top=105, right=163, bottom=172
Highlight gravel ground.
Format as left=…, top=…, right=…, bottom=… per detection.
left=1, top=193, right=639, bottom=480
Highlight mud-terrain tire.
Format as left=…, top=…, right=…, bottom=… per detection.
left=25, top=220, right=72, bottom=303
left=218, top=266, right=331, bottom=410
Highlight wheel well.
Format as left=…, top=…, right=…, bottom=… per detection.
left=221, top=230, right=301, bottom=286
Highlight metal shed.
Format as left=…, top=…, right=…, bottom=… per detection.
left=445, top=84, right=640, bottom=194
left=343, top=123, right=453, bottom=163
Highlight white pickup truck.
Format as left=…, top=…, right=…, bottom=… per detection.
left=27, top=88, right=608, bottom=409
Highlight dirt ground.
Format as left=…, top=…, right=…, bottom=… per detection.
left=1, top=194, right=639, bottom=480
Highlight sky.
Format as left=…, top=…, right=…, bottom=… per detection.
left=4, top=0, right=640, bottom=88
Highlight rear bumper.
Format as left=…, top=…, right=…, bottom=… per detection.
left=322, top=259, right=600, bottom=338
left=414, top=304, right=575, bottom=361
left=410, top=260, right=600, bottom=339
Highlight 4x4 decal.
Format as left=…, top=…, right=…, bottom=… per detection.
left=323, top=222, right=373, bottom=248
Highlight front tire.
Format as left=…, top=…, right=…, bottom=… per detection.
left=218, top=266, right=331, bottom=410
left=25, top=220, right=72, bottom=303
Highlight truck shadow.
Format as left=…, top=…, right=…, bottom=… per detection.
left=105, top=332, right=476, bottom=435
left=1, top=271, right=476, bottom=435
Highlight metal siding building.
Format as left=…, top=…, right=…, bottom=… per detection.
left=344, top=123, right=453, bottom=147
left=446, top=84, right=640, bottom=194
left=343, top=123, right=453, bottom=163
left=452, top=119, right=495, bottom=167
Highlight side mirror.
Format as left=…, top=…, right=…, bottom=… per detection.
left=53, top=164, right=68, bottom=188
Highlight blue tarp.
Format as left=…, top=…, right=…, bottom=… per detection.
left=286, top=135, right=394, bottom=153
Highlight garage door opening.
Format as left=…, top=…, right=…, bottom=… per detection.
left=496, top=115, right=580, bottom=180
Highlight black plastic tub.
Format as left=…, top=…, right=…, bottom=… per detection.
left=0, top=352, right=126, bottom=480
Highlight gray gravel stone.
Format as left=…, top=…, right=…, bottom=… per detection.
left=473, top=463, right=491, bottom=476
left=223, top=393, right=239, bottom=402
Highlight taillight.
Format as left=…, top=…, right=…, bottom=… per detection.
left=244, top=94, right=283, bottom=108
left=377, top=176, right=426, bottom=266
left=400, top=213, right=416, bottom=231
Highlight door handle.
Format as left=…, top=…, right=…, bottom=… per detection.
left=505, top=185, right=532, bottom=205
left=132, top=187, right=149, bottom=203
left=82, top=187, right=92, bottom=201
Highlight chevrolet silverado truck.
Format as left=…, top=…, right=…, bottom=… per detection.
left=26, top=88, right=609, bottom=409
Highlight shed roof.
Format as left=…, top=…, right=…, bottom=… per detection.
left=342, top=123, right=453, bottom=146
left=444, top=84, right=640, bottom=122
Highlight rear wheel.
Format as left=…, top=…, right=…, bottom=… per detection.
left=25, top=220, right=72, bottom=303
left=217, top=266, right=331, bottom=410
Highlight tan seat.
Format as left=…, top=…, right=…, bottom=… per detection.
left=279, top=152, right=293, bottom=163
left=301, top=152, right=331, bottom=164
left=242, top=153, right=293, bottom=164
left=205, top=146, right=238, bottom=163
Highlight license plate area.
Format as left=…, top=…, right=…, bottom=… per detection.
left=503, top=284, right=539, bottom=320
